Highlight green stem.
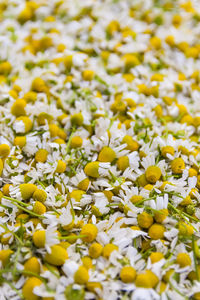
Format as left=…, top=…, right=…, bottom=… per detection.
left=192, top=235, right=200, bottom=281
left=109, top=170, right=118, bottom=182
left=12, top=246, right=21, bottom=278
left=168, top=202, right=197, bottom=229
left=4, top=279, right=24, bottom=299
left=135, top=196, right=157, bottom=206
left=44, top=263, right=60, bottom=278
left=22, top=270, right=47, bottom=282
left=106, top=203, right=121, bottom=207
left=169, top=281, right=188, bottom=299
left=3, top=199, right=45, bottom=219
left=58, top=234, right=86, bottom=240
left=3, top=196, right=29, bottom=207
left=65, top=127, right=76, bottom=155
left=17, top=204, right=45, bottom=218
left=36, top=180, right=46, bottom=189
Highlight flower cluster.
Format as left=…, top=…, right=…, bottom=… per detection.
left=0, top=0, right=200, bottom=299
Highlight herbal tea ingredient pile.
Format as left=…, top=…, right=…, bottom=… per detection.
left=1, top=0, right=200, bottom=299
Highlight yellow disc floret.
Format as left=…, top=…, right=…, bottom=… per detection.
left=14, top=136, right=26, bottom=148
left=35, top=149, right=48, bottom=163
left=23, top=91, right=37, bottom=103
left=130, top=195, right=142, bottom=205
left=11, top=99, right=26, bottom=116
left=137, top=212, right=153, bottom=229
left=33, top=201, right=46, bottom=215
left=89, top=242, right=103, bottom=258
left=0, top=61, right=12, bottom=75
left=33, top=230, right=46, bottom=248
left=74, top=266, right=89, bottom=284
left=188, top=168, right=198, bottom=177
left=49, top=124, right=59, bottom=137
left=122, top=54, right=140, bottom=70
left=82, top=70, right=95, bottom=81
left=120, top=266, right=136, bottom=283
left=44, top=245, right=68, bottom=266
left=2, top=184, right=11, bottom=196
left=117, top=156, right=129, bottom=171
left=84, top=161, right=100, bottom=178
left=98, top=146, right=116, bottom=163
left=18, top=4, right=33, bottom=24
left=71, top=113, right=84, bottom=126
left=150, top=252, right=164, bottom=263
left=70, top=136, right=83, bottom=148
left=32, top=77, right=47, bottom=93
left=15, top=116, right=33, bottom=133
left=70, top=190, right=85, bottom=202
left=55, top=160, right=66, bottom=173
left=81, top=224, right=98, bottom=243
left=81, top=256, right=92, bottom=269
left=149, top=36, right=162, bottom=49
left=0, top=159, right=3, bottom=176
left=102, top=243, right=118, bottom=259
left=145, top=166, right=162, bottom=184
left=176, top=253, right=191, bottom=267
left=178, top=222, right=194, bottom=236
left=148, top=223, right=165, bottom=240
left=161, top=146, right=175, bottom=158
left=20, top=183, right=37, bottom=200
left=0, top=249, right=13, bottom=266
left=0, top=144, right=10, bottom=158
left=24, top=257, right=40, bottom=274
left=122, top=135, right=139, bottom=151
left=33, top=189, right=47, bottom=202
left=78, top=178, right=90, bottom=191
left=86, top=282, right=102, bottom=293
left=22, top=277, right=42, bottom=300
left=135, top=270, right=159, bottom=288
left=154, top=209, right=168, bottom=223
left=171, top=157, right=185, bottom=174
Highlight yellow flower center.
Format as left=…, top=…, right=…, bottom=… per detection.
left=74, top=266, right=89, bottom=284
left=98, top=146, right=116, bottom=163
left=171, top=157, right=185, bottom=174
left=44, top=245, right=68, bottom=266
left=145, top=166, right=162, bottom=184
left=22, top=277, right=42, bottom=300
left=0, top=144, right=10, bottom=158
left=81, top=224, right=98, bottom=243
left=84, top=161, right=100, bottom=178
left=148, top=223, right=165, bottom=240
left=120, top=266, right=136, bottom=283
left=89, top=242, right=103, bottom=258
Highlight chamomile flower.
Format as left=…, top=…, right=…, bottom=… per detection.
left=33, top=226, right=59, bottom=253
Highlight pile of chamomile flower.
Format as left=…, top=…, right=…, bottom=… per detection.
left=1, top=0, right=200, bottom=299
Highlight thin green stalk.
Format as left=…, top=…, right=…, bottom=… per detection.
left=135, top=196, right=157, bottom=206
left=3, top=196, right=29, bottom=207
left=168, top=202, right=197, bottom=229
left=58, top=234, right=86, bottom=240
left=192, top=235, right=200, bottom=281
left=36, top=180, right=46, bottom=189
left=12, top=246, right=21, bottom=278
left=65, top=127, right=75, bottom=155
left=22, top=270, right=47, bottom=282
left=4, top=200, right=45, bottom=219
left=169, top=281, right=188, bottom=299
left=4, top=279, right=24, bottom=299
